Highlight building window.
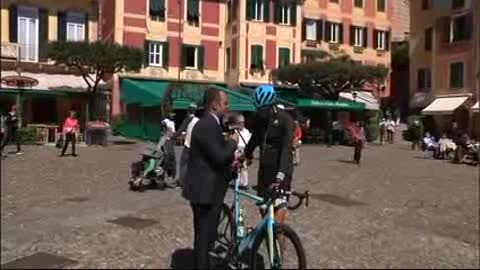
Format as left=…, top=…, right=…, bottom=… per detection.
left=451, top=0, right=464, bottom=9
left=330, top=0, right=339, bottom=3
left=182, top=45, right=204, bottom=70
left=354, top=0, right=363, bottom=8
left=421, top=0, right=430, bottom=10
left=18, top=6, right=39, bottom=62
left=377, top=0, right=386, bottom=12
left=150, top=0, right=165, bottom=21
left=250, top=45, right=264, bottom=70
left=450, top=62, right=464, bottom=88
left=247, top=0, right=265, bottom=22
left=278, top=47, right=290, bottom=68
left=186, top=0, right=200, bottom=26
left=278, top=4, right=291, bottom=25
left=66, top=12, right=86, bottom=42
left=327, top=22, right=342, bottom=43
left=375, top=30, right=389, bottom=50
left=448, top=15, right=471, bottom=42
left=149, top=42, right=164, bottom=66
left=305, top=20, right=317, bottom=41
left=417, top=68, right=431, bottom=90
left=425, top=27, right=432, bottom=51
left=352, top=26, right=365, bottom=47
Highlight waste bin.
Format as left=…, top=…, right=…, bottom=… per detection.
left=85, top=121, right=110, bottom=146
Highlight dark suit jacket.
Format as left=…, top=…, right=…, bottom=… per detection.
left=182, top=113, right=237, bottom=205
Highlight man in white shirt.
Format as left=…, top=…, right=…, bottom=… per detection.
left=235, top=114, right=251, bottom=188
left=178, top=113, right=199, bottom=188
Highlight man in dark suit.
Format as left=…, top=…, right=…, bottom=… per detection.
left=182, top=88, right=238, bottom=269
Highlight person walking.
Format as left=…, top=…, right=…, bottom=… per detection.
left=182, top=88, right=238, bottom=269
left=173, top=103, right=198, bottom=187
left=386, top=118, right=395, bottom=144
left=348, top=121, right=366, bottom=164
left=177, top=108, right=200, bottom=188
left=60, top=110, right=79, bottom=157
left=0, top=105, right=22, bottom=155
left=379, top=118, right=387, bottom=145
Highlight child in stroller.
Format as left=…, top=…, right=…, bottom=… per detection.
left=129, top=129, right=177, bottom=191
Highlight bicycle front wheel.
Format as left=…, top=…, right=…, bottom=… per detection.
left=249, top=224, right=306, bottom=269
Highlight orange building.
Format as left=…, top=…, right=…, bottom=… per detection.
left=410, top=0, right=479, bottom=137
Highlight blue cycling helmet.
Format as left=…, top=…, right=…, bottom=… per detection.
left=253, top=84, right=276, bottom=107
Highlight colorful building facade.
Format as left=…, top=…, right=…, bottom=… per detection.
left=100, top=0, right=394, bottom=117
left=0, top=0, right=101, bottom=128
left=410, top=0, right=479, bottom=137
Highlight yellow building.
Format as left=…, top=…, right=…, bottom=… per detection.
left=0, top=0, right=101, bottom=133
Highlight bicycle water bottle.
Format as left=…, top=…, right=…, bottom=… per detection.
left=238, top=209, right=245, bottom=238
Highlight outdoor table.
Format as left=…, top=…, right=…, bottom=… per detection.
left=27, top=124, right=59, bottom=145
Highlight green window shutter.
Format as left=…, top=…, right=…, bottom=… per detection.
left=317, top=20, right=323, bottom=41
left=57, top=11, right=66, bottom=41
left=197, top=46, right=204, bottom=71
left=290, top=3, right=296, bottom=26
left=385, top=31, right=390, bottom=50
left=9, top=5, right=17, bottom=43
left=251, top=45, right=262, bottom=68
left=338, top=23, right=344, bottom=43
left=150, top=0, right=166, bottom=20
left=363, top=27, right=368, bottom=48
left=246, top=0, right=252, bottom=20
left=144, top=40, right=150, bottom=66
left=194, top=0, right=200, bottom=16
left=162, top=41, right=169, bottom=68
left=274, top=2, right=280, bottom=23
left=181, top=45, right=187, bottom=69
left=39, top=8, right=49, bottom=61
left=263, top=0, right=269, bottom=22
left=279, top=48, right=290, bottom=68
left=84, top=13, right=89, bottom=42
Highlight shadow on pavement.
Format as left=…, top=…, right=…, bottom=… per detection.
left=170, top=248, right=229, bottom=270
left=170, top=248, right=195, bottom=269
left=310, top=193, right=366, bottom=207
left=337, top=159, right=357, bottom=164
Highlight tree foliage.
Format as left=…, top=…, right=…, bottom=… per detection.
left=47, top=41, right=144, bottom=120
left=47, top=41, right=144, bottom=94
left=272, top=54, right=389, bottom=100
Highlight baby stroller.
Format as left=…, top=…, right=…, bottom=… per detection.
left=129, top=135, right=177, bottom=191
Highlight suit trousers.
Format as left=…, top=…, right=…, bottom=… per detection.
left=179, top=147, right=190, bottom=187
left=191, top=202, right=222, bottom=269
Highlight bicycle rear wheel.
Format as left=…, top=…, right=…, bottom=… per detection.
left=249, top=224, right=306, bottom=269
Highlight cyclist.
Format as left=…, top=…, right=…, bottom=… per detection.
left=242, top=85, right=295, bottom=225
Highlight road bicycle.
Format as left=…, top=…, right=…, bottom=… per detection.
left=213, top=166, right=309, bottom=269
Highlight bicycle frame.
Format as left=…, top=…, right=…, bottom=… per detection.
left=232, top=170, right=276, bottom=266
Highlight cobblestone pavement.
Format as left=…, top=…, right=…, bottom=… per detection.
left=1, top=143, right=478, bottom=269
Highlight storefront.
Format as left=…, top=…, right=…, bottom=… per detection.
left=118, top=78, right=256, bottom=141
left=421, top=95, right=471, bottom=136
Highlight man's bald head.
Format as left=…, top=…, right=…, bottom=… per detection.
left=204, top=88, right=229, bottom=117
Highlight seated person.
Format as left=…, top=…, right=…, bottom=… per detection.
left=422, top=132, right=438, bottom=151
left=437, top=133, right=457, bottom=159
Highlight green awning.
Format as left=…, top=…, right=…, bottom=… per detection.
left=121, top=79, right=168, bottom=107
left=296, top=98, right=365, bottom=111
left=120, top=79, right=256, bottom=111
